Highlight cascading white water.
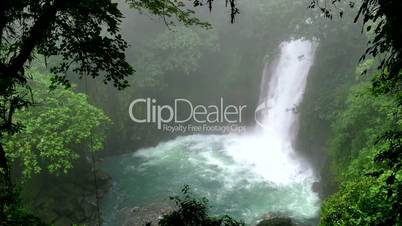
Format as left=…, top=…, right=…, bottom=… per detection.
left=101, top=39, right=320, bottom=225
left=225, top=39, right=318, bottom=185
left=260, top=39, right=317, bottom=139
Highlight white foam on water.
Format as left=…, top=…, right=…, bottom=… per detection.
left=102, top=39, right=321, bottom=225
left=134, top=39, right=318, bottom=186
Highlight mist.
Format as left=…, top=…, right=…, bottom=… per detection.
left=5, top=0, right=399, bottom=226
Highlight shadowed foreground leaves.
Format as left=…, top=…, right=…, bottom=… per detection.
left=158, top=185, right=245, bottom=226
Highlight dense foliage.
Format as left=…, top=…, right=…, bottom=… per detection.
left=158, top=185, right=245, bottom=226
left=0, top=0, right=236, bottom=222
left=0, top=70, right=110, bottom=225
left=133, top=25, right=219, bottom=86
left=304, top=0, right=402, bottom=225
left=4, top=70, right=111, bottom=179
left=0, top=190, right=48, bottom=226
left=319, top=68, right=402, bottom=225
left=327, top=80, right=397, bottom=176
left=0, top=1, right=134, bottom=215
left=1, top=0, right=402, bottom=224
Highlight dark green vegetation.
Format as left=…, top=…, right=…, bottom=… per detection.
left=1, top=0, right=134, bottom=222
left=305, top=0, right=402, bottom=225
left=1, top=0, right=402, bottom=225
left=0, top=0, right=236, bottom=224
left=5, top=70, right=111, bottom=178
left=314, top=66, right=402, bottom=225
left=158, top=185, right=244, bottom=226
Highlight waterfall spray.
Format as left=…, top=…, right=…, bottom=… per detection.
left=101, top=38, right=320, bottom=225
left=224, top=39, right=318, bottom=185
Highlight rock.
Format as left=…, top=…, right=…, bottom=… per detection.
left=117, top=201, right=174, bottom=226
left=82, top=196, right=98, bottom=219
left=39, top=209, right=59, bottom=223
left=53, top=216, right=73, bottom=226
left=256, top=213, right=307, bottom=226
left=312, top=181, right=321, bottom=193
left=256, top=217, right=293, bottom=226
left=131, top=206, right=140, bottom=212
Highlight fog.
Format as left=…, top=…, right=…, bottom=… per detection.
left=3, top=0, right=372, bottom=225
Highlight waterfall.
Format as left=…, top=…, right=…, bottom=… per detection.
left=224, top=39, right=317, bottom=185
left=258, top=39, right=317, bottom=142
left=101, top=39, right=320, bottom=225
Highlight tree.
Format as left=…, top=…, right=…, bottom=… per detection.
left=318, top=68, right=402, bottom=225
left=133, top=25, right=219, bottom=86
left=0, top=0, right=239, bottom=184
left=326, top=81, right=397, bottom=177
left=3, top=70, right=111, bottom=179
left=0, top=0, right=132, bottom=201
left=0, top=0, right=239, bottom=216
left=127, top=0, right=239, bottom=25
left=309, top=0, right=402, bottom=97
left=307, top=1, right=402, bottom=224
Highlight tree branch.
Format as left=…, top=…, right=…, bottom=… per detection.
left=7, top=0, right=65, bottom=77
left=0, top=0, right=8, bottom=45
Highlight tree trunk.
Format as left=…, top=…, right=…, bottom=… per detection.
left=0, top=141, right=11, bottom=191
